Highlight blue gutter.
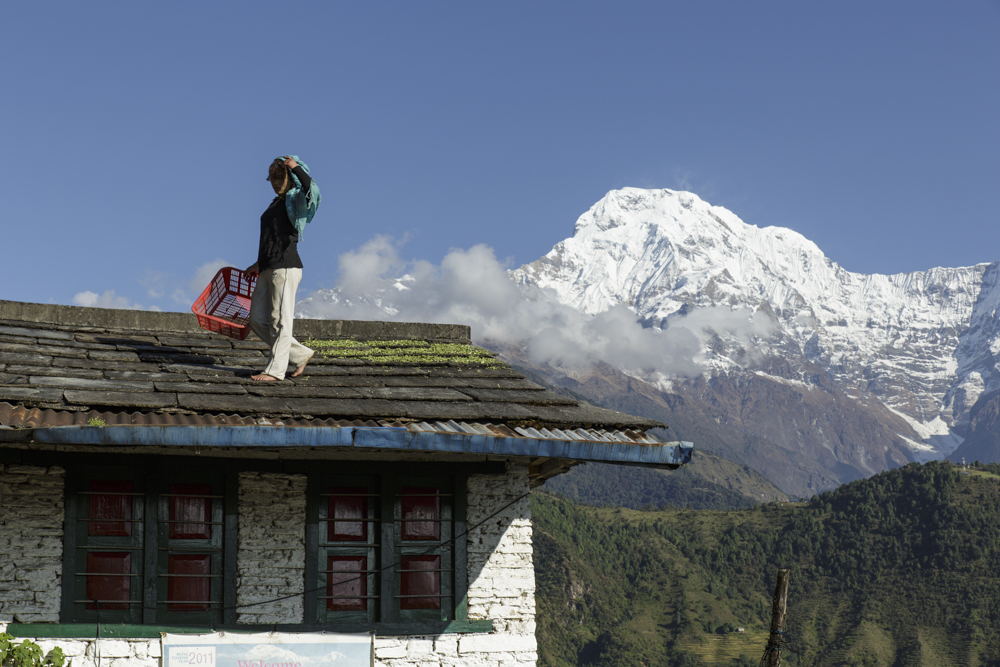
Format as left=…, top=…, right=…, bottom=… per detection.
left=29, top=426, right=693, bottom=468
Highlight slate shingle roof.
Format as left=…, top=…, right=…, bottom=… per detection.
left=0, top=300, right=663, bottom=431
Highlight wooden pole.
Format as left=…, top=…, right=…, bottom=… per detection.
left=763, top=569, right=790, bottom=667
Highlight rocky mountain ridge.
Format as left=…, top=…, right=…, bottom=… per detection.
left=511, top=188, right=1000, bottom=472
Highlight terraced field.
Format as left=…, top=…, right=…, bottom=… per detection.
left=679, top=630, right=768, bottom=664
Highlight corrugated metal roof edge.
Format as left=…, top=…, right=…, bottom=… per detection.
left=16, top=425, right=693, bottom=468
left=0, top=401, right=400, bottom=429
left=0, top=402, right=664, bottom=432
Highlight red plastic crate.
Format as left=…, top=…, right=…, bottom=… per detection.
left=191, top=267, right=257, bottom=339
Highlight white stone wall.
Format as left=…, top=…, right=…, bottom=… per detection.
left=466, top=463, right=536, bottom=637
left=1, top=632, right=540, bottom=667
left=373, top=633, right=539, bottom=666
left=0, top=464, right=64, bottom=623
left=236, top=472, right=307, bottom=624
left=1, top=462, right=537, bottom=667
left=372, top=464, right=538, bottom=666
left=13, top=637, right=162, bottom=667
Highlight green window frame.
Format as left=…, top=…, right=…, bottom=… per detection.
left=61, top=465, right=237, bottom=625
left=305, top=471, right=468, bottom=626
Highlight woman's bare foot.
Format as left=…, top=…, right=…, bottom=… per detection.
left=252, top=373, right=280, bottom=382
left=291, top=351, right=315, bottom=378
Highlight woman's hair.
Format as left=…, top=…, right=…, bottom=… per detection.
left=268, top=160, right=289, bottom=192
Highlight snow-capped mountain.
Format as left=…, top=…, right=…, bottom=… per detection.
left=298, top=187, right=1000, bottom=493
left=511, top=188, right=1000, bottom=467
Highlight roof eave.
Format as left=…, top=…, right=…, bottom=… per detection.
left=17, top=424, right=692, bottom=469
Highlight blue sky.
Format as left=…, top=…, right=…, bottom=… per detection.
left=3, top=1, right=999, bottom=311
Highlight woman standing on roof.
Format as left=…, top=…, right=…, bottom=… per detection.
left=246, top=155, right=321, bottom=382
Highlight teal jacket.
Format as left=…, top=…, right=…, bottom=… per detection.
left=279, top=155, right=321, bottom=238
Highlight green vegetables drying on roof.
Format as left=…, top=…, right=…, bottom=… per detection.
left=303, top=338, right=506, bottom=367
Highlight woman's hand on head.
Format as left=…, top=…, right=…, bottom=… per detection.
left=283, top=157, right=298, bottom=170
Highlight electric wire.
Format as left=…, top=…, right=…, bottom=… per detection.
left=758, top=628, right=790, bottom=667
left=94, top=600, right=101, bottom=667
left=229, top=488, right=533, bottom=612
left=89, top=488, right=534, bottom=616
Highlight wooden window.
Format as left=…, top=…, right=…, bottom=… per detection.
left=307, top=471, right=466, bottom=627
left=61, top=458, right=480, bottom=631
left=328, top=486, right=369, bottom=542
left=314, top=478, right=379, bottom=623
left=68, top=470, right=144, bottom=623
left=63, top=467, right=233, bottom=626
left=400, top=555, right=441, bottom=610
left=394, top=480, right=453, bottom=621
left=326, top=556, right=368, bottom=611
left=168, top=483, right=213, bottom=539
left=400, top=486, right=440, bottom=541
left=85, top=552, right=132, bottom=611
left=88, top=480, right=133, bottom=537
left=167, top=554, right=212, bottom=611
left=157, top=481, right=223, bottom=620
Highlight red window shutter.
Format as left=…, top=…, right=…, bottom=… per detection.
left=326, top=556, right=367, bottom=611
left=400, top=555, right=441, bottom=610
left=328, top=487, right=368, bottom=542
left=167, top=554, right=211, bottom=611
left=169, top=483, right=212, bottom=539
left=401, top=486, right=440, bottom=541
left=86, top=552, right=131, bottom=610
left=89, top=480, right=133, bottom=537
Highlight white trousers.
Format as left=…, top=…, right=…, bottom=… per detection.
left=248, top=267, right=312, bottom=380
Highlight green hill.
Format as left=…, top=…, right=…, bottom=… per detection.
left=532, top=461, right=1000, bottom=667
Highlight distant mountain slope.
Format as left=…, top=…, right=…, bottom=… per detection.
left=502, top=351, right=914, bottom=497
left=950, top=389, right=1000, bottom=464
left=545, top=449, right=788, bottom=511
left=532, top=461, right=1000, bottom=667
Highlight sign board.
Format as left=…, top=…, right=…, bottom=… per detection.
left=162, top=632, right=371, bottom=667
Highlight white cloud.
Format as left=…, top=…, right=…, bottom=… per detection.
left=72, top=290, right=146, bottom=310
left=72, top=291, right=99, bottom=307
left=296, top=237, right=775, bottom=378
left=336, top=236, right=404, bottom=298
left=171, top=288, right=191, bottom=308
left=189, top=258, right=234, bottom=296
left=141, top=270, right=169, bottom=299
left=69, top=259, right=235, bottom=313
left=160, top=258, right=235, bottom=310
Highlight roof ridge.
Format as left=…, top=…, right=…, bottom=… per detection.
left=0, top=299, right=471, bottom=343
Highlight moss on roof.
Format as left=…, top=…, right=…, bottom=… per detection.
left=303, top=338, right=506, bottom=368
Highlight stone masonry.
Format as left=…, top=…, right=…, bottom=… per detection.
left=0, top=464, right=64, bottom=623
left=2, top=463, right=537, bottom=667
left=0, top=634, right=164, bottom=667
left=466, top=463, right=536, bottom=637
left=236, top=472, right=307, bottom=624
left=374, top=462, right=538, bottom=667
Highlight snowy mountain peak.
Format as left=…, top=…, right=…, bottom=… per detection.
left=527, top=187, right=842, bottom=320
left=576, top=187, right=823, bottom=260
left=513, top=187, right=1000, bottom=453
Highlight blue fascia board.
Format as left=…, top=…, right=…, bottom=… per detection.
left=29, top=425, right=693, bottom=467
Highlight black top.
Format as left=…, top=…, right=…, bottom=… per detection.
left=257, top=165, right=312, bottom=272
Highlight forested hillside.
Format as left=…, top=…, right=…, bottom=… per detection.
left=532, top=461, right=1000, bottom=667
